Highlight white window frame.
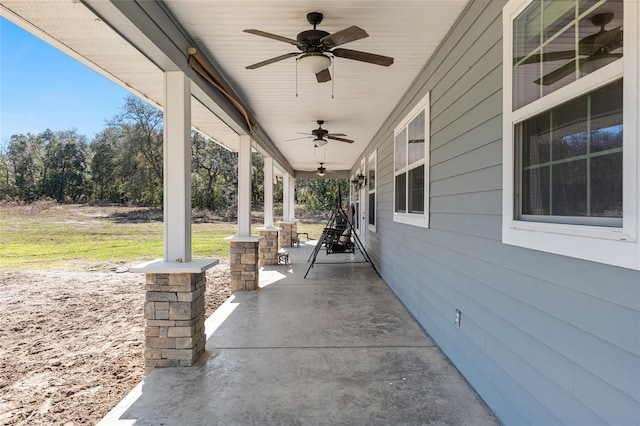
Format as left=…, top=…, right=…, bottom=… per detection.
left=368, top=150, right=377, bottom=232
left=502, top=0, right=640, bottom=270
left=393, top=92, right=430, bottom=228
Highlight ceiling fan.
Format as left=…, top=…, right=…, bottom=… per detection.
left=317, top=163, right=327, bottom=177
left=514, top=13, right=623, bottom=86
left=286, top=120, right=354, bottom=147
left=244, top=12, right=394, bottom=83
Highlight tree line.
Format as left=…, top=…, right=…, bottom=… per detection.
left=0, top=96, right=347, bottom=215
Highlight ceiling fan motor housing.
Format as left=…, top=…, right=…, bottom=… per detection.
left=297, top=30, right=330, bottom=51
left=312, top=120, right=328, bottom=137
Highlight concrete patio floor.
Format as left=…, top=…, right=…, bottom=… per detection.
left=99, top=241, right=500, bottom=425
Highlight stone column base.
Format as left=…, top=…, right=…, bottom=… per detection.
left=277, top=221, right=298, bottom=249
left=144, top=272, right=206, bottom=375
left=227, top=236, right=263, bottom=292
left=258, top=228, right=280, bottom=267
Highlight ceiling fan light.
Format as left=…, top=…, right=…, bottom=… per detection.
left=317, top=170, right=326, bottom=177
left=313, top=137, right=328, bottom=147
left=298, top=53, right=331, bottom=74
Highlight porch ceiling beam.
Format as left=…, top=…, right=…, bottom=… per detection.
left=80, top=0, right=294, bottom=176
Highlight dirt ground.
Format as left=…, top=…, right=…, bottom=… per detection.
left=0, top=260, right=231, bottom=425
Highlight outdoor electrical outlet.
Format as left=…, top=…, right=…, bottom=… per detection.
left=455, top=309, right=461, bottom=327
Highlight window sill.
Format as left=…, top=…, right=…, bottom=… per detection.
left=394, top=213, right=429, bottom=229
left=503, top=224, right=640, bottom=270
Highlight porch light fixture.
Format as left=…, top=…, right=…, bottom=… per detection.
left=313, top=137, right=328, bottom=147
left=356, top=172, right=367, bottom=188
left=317, top=163, right=327, bottom=177
left=298, top=52, right=331, bottom=74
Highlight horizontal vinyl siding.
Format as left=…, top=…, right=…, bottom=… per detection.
left=357, top=0, right=640, bottom=424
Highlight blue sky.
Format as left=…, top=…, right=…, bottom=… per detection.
left=0, top=17, right=132, bottom=145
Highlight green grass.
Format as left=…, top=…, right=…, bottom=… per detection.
left=0, top=204, right=328, bottom=271
left=294, top=222, right=326, bottom=242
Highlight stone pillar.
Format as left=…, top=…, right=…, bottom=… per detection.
left=292, top=221, right=298, bottom=246
left=258, top=228, right=280, bottom=266
left=227, top=237, right=262, bottom=291
left=144, top=272, right=206, bottom=375
left=277, top=221, right=298, bottom=248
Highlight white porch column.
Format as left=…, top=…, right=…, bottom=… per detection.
left=164, top=71, right=191, bottom=263
left=288, top=176, right=296, bottom=220
left=238, top=134, right=252, bottom=236
left=263, top=156, right=274, bottom=229
left=282, top=174, right=291, bottom=222
left=131, top=71, right=217, bottom=375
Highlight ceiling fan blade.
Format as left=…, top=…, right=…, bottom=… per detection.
left=327, top=135, right=354, bottom=143
left=245, top=52, right=299, bottom=69
left=332, top=48, right=394, bottom=66
left=243, top=29, right=302, bottom=47
left=326, top=133, right=347, bottom=137
left=535, top=59, right=577, bottom=86
left=321, top=26, right=368, bottom=48
left=574, top=27, right=622, bottom=57
left=316, top=68, right=331, bottom=83
left=582, top=27, right=622, bottom=53
left=284, top=136, right=313, bottom=142
left=514, top=50, right=576, bottom=65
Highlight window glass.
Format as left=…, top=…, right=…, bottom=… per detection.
left=551, top=94, right=588, bottom=160
left=408, top=111, right=425, bottom=164
left=395, top=173, right=406, bottom=213
left=368, top=193, right=375, bottom=225
left=518, top=79, right=622, bottom=225
left=368, top=158, right=376, bottom=191
left=408, top=165, right=425, bottom=214
left=394, top=131, right=406, bottom=172
left=513, top=0, right=623, bottom=110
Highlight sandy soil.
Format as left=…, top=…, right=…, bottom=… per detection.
left=0, top=260, right=231, bottom=425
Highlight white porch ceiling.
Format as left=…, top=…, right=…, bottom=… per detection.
left=165, top=0, right=469, bottom=173
left=1, top=0, right=469, bottom=175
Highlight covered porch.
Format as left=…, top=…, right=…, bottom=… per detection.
left=100, top=242, right=498, bottom=425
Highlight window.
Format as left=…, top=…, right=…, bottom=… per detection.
left=368, top=150, right=377, bottom=231
left=394, top=92, right=430, bottom=227
left=503, top=0, right=639, bottom=270
left=353, top=172, right=360, bottom=231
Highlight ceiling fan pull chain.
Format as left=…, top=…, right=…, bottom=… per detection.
left=295, top=59, right=299, bottom=97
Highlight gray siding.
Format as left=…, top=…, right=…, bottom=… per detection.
left=357, top=0, right=640, bottom=424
